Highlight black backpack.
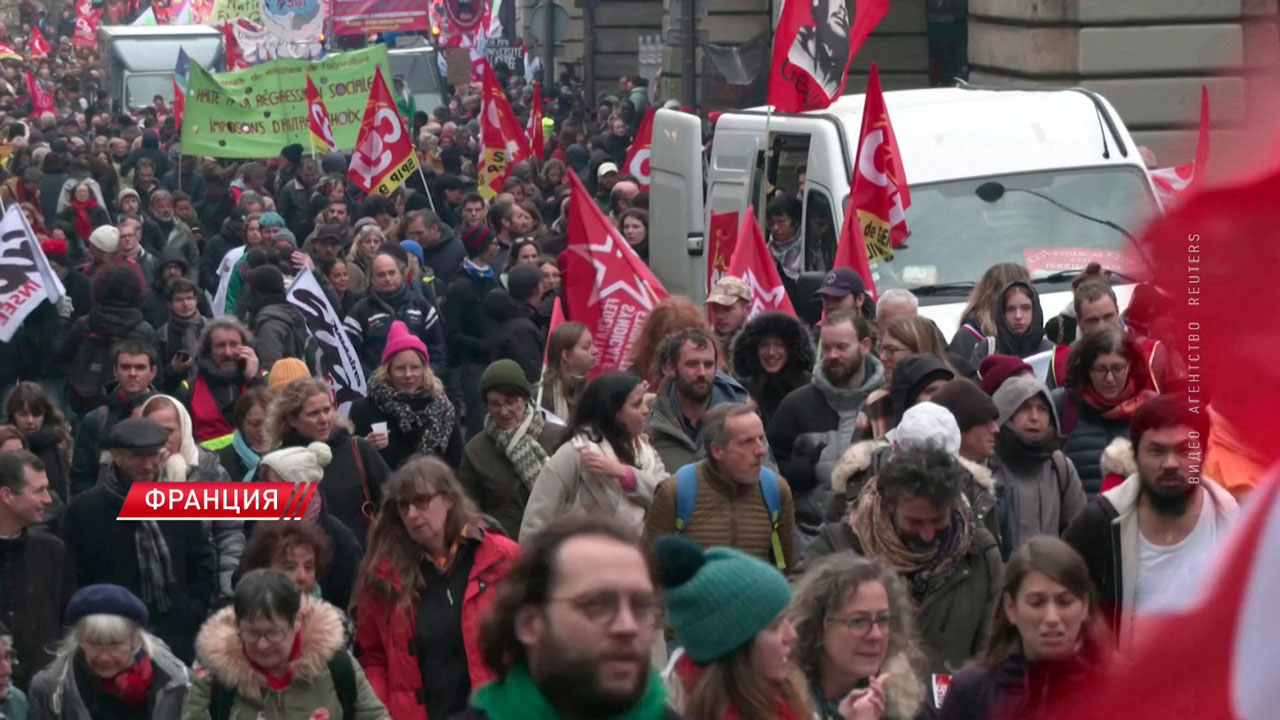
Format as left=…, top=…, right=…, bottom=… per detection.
left=66, top=331, right=119, bottom=415
left=208, top=651, right=357, bottom=720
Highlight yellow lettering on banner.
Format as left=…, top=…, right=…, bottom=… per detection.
left=374, top=154, right=420, bottom=196
left=857, top=210, right=894, bottom=263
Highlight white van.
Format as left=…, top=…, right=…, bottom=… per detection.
left=648, top=85, right=1160, bottom=340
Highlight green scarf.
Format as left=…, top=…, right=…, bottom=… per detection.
left=472, top=662, right=668, bottom=720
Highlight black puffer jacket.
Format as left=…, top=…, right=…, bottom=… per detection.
left=484, top=289, right=545, bottom=383
left=1052, top=387, right=1131, bottom=497
left=731, top=310, right=815, bottom=422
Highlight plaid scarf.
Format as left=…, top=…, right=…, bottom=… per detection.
left=103, top=465, right=176, bottom=613
left=850, top=481, right=975, bottom=604
left=484, top=404, right=549, bottom=490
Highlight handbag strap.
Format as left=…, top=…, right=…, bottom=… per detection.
left=350, top=436, right=374, bottom=520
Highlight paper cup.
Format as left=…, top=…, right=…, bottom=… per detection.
left=371, top=422, right=388, bottom=434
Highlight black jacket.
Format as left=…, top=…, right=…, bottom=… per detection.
left=60, top=267, right=93, bottom=321
left=940, top=653, right=1096, bottom=720
left=731, top=311, right=815, bottom=422
left=443, top=270, right=501, bottom=366
left=484, top=289, right=545, bottom=383
left=1061, top=494, right=1125, bottom=634
left=0, top=529, right=75, bottom=690
left=70, top=384, right=157, bottom=495
left=275, top=177, right=312, bottom=238
left=252, top=302, right=313, bottom=370
left=63, top=473, right=217, bottom=663
left=60, top=305, right=155, bottom=414
left=160, top=166, right=206, bottom=203
left=343, top=285, right=447, bottom=376
left=0, top=301, right=68, bottom=385
left=195, top=192, right=237, bottom=247
left=39, top=171, right=68, bottom=231
left=119, top=130, right=170, bottom=181
left=348, top=391, right=463, bottom=472
left=281, top=427, right=391, bottom=546
left=1052, top=387, right=1131, bottom=497
left=421, top=233, right=466, bottom=289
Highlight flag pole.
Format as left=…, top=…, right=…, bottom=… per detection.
left=416, top=164, right=439, bottom=214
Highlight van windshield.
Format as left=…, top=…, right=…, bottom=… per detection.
left=126, top=73, right=174, bottom=109
left=871, top=166, right=1158, bottom=295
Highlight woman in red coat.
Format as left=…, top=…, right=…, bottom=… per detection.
left=353, top=455, right=520, bottom=720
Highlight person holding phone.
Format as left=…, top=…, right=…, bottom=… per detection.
left=152, top=277, right=206, bottom=390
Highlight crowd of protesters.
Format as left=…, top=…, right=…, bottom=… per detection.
left=0, top=21, right=1250, bottom=720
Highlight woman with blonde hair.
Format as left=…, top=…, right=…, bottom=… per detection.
left=949, top=262, right=1030, bottom=360
left=540, top=321, right=597, bottom=420
left=267, top=377, right=391, bottom=545
left=345, top=221, right=387, bottom=295
left=628, top=296, right=714, bottom=389
left=790, top=554, right=927, bottom=720
left=353, top=456, right=519, bottom=720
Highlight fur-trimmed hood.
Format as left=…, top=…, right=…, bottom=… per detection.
left=1100, top=437, right=1137, bottom=479
left=731, top=310, right=816, bottom=379
left=194, top=595, right=347, bottom=699
left=958, top=455, right=995, bottom=492
left=879, top=650, right=928, bottom=720
left=832, top=440, right=995, bottom=496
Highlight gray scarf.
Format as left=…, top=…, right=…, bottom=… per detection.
left=103, top=465, right=175, bottom=613
left=767, top=233, right=803, bottom=281
left=484, top=405, right=550, bottom=489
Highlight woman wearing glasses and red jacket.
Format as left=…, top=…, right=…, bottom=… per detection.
left=352, top=456, right=520, bottom=720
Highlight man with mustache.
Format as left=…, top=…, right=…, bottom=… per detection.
left=1064, top=395, right=1238, bottom=649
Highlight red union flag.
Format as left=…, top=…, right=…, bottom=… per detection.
left=25, top=70, right=55, bottom=118
left=726, top=205, right=797, bottom=317
left=706, top=210, right=739, bottom=294
left=564, top=172, right=668, bottom=375
left=1151, top=84, right=1210, bottom=206
left=221, top=21, right=249, bottom=71
left=477, top=60, right=532, bottom=199
left=769, top=0, right=887, bottom=112
left=28, top=26, right=50, bottom=59
left=348, top=68, right=421, bottom=196
left=306, top=73, right=337, bottom=154
left=624, top=108, right=655, bottom=190
left=850, top=63, right=909, bottom=264
left=117, top=482, right=317, bottom=521
left=526, top=81, right=544, bottom=160
left=73, top=0, right=100, bottom=49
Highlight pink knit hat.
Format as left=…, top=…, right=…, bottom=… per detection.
left=380, top=320, right=429, bottom=366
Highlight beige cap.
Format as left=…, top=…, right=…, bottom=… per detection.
left=707, top=276, right=751, bottom=306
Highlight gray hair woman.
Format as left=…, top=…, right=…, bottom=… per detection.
left=28, top=584, right=189, bottom=720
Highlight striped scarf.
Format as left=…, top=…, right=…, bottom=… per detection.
left=103, top=465, right=176, bottom=612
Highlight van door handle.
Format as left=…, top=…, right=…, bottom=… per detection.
left=686, top=232, right=705, bottom=256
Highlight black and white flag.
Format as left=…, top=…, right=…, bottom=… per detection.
left=286, top=270, right=366, bottom=413
left=0, top=204, right=64, bottom=342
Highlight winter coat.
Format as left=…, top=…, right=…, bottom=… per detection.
left=62, top=473, right=217, bottom=662
left=806, top=650, right=926, bottom=720
left=281, top=428, right=391, bottom=546
left=59, top=305, right=154, bottom=414
left=171, top=364, right=267, bottom=449
left=183, top=597, right=387, bottom=720
left=353, top=529, right=518, bottom=720
left=731, top=310, right=816, bottom=422
left=29, top=639, right=189, bottom=720
left=443, top=270, right=501, bottom=367
left=483, top=290, right=545, bottom=383
left=343, top=287, right=447, bottom=376
left=275, top=177, right=312, bottom=238
left=1051, top=387, right=1132, bottom=497
left=120, top=130, right=171, bottom=180
left=457, top=423, right=561, bottom=540
left=69, top=384, right=157, bottom=494
left=54, top=203, right=110, bottom=252
left=420, top=235, right=466, bottom=289
left=940, top=653, right=1097, bottom=720
left=971, top=281, right=1054, bottom=363
left=520, top=434, right=667, bottom=542
left=348, top=389, right=463, bottom=472
left=25, top=425, right=72, bottom=509
left=140, top=217, right=200, bottom=283
left=642, top=459, right=796, bottom=570
left=251, top=302, right=313, bottom=371
left=766, top=355, right=886, bottom=533
left=39, top=172, right=69, bottom=230
left=201, top=232, right=242, bottom=295
left=0, top=301, right=68, bottom=385
left=0, top=529, right=75, bottom=691
left=154, top=314, right=210, bottom=389
left=1062, top=472, right=1238, bottom=650
left=160, top=168, right=206, bottom=204
left=644, top=373, right=752, bottom=473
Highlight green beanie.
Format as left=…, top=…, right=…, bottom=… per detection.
left=655, top=535, right=791, bottom=664
left=480, top=359, right=533, bottom=398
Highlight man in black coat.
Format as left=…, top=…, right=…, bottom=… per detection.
left=0, top=452, right=75, bottom=690
left=69, top=340, right=158, bottom=495
left=485, top=264, right=547, bottom=384
left=343, top=248, right=447, bottom=377
left=444, top=226, right=502, bottom=438
left=404, top=208, right=466, bottom=288
left=62, top=418, right=217, bottom=663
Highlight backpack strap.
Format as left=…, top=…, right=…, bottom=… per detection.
left=208, top=678, right=235, bottom=720
left=985, top=336, right=996, bottom=357
left=758, top=467, right=785, bottom=571
left=351, top=437, right=373, bottom=521
left=673, top=464, right=698, bottom=533
left=328, top=651, right=357, bottom=720
left=1051, top=450, right=1070, bottom=498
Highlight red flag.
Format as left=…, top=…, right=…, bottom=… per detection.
left=1151, top=84, right=1210, bottom=206
left=306, top=73, right=337, bottom=154
left=25, top=70, right=55, bottom=118
left=221, top=21, right=249, bottom=71
left=849, top=63, right=910, bottom=265
left=706, top=210, right=739, bottom=294
left=624, top=108, right=655, bottom=191
left=28, top=25, right=50, bottom=59
left=72, top=1, right=100, bottom=50
left=348, top=68, right=421, bottom=196
left=563, top=172, right=668, bottom=376
left=726, top=205, right=797, bottom=317
left=477, top=61, right=532, bottom=199
left=526, top=81, right=544, bottom=160
left=172, top=77, right=184, bottom=132
left=832, top=193, right=878, bottom=302
left=541, top=295, right=565, bottom=367
left=768, top=0, right=888, bottom=112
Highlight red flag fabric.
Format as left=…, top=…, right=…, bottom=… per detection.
left=221, top=21, right=249, bottom=71
left=706, top=210, right=739, bottom=295
left=849, top=63, right=910, bottom=264
left=172, top=77, right=184, bottom=132
left=768, top=0, right=888, bottom=112
left=25, top=70, right=55, bottom=118
left=541, top=295, right=564, bottom=367
left=28, top=26, right=50, bottom=59
left=347, top=68, right=421, bottom=196
left=1151, top=85, right=1210, bottom=206
left=831, top=193, right=878, bottom=302
left=624, top=108, right=655, bottom=191
left=305, top=73, right=337, bottom=154
left=563, top=171, right=668, bottom=376
left=72, top=0, right=100, bottom=49
left=726, top=205, right=797, bottom=317
left=477, top=61, right=532, bottom=199
left=526, top=81, right=544, bottom=160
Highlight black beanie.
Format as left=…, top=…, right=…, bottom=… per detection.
left=246, top=264, right=287, bottom=305
left=931, top=378, right=999, bottom=432
left=507, top=263, right=544, bottom=302
left=280, top=143, right=304, bottom=165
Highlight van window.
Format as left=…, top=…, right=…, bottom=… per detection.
left=804, top=190, right=837, bottom=272
left=126, top=73, right=173, bottom=109
left=767, top=134, right=809, bottom=199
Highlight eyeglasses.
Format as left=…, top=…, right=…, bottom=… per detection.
left=80, top=638, right=133, bottom=655
left=549, top=591, right=664, bottom=628
left=237, top=626, right=290, bottom=644
left=486, top=396, right=526, bottom=414
left=828, top=612, right=896, bottom=635
left=1089, top=363, right=1130, bottom=379
left=396, top=491, right=443, bottom=514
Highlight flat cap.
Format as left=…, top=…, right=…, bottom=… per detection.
left=105, top=417, right=168, bottom=451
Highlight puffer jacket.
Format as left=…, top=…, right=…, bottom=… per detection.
left=456, top=421, right=561, bottom=540
left=483, top=289, right=545, bottom=383
left=30, top=639, right=190, bottom=720
left=644, top=372, right=751, bottom=473
left=1052, top=387, right=1132, bottom=497
left=642, top=459, right=795, bottom=570
left=183, top=597, right=388, bottom=720
left=251, top=302, right=314, bottom=371
left=731, top=310, right=815, bottom=422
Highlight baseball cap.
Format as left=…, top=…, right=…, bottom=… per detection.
left=815, top=267, right=865, bottom=298
left=707, top=276, right=750, bottom=306
left=597, top=162, right=619, bottom=178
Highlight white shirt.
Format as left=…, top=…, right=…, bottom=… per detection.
left=1133, top=491, right=1220, bottom=613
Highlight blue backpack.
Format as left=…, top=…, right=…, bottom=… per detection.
left=673, top=463, right=787, bottom=570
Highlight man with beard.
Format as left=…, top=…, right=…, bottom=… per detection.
left=451, top=516, right=681, bottom=720
left=171, top=317, right=267, bottom=451
left=767, top=310, right=884, bottom=538
left=705, top=277, right=751, bottom=374
left=140, top=189, right=199, bottom=280
left=1064, top=395, right=1238, bottom=648
left=806, top=446, right=1002, bottom=677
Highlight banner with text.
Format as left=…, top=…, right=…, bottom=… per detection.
left=181, top=45, right=389, bottom=158
left=208, top=0, right=263, bottom=24
left=286, top=270, right=366, bottom=412
left=331, top=0, right=428, bottom=34
left=0, top=205, right=66, bottom=342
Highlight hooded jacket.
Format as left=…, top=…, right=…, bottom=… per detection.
left=888, top=353, right=955, bottom=426
left=120, top=129, right=171, bottom=180
left=483, top=289, right=545, bottom=383
left=644, top=372, right=753, bottom=473
left=252, top=302, right=314, bottom=372
left=972, top=281, right=1054, bottom=362
left=184, top=597, right=388, bottom=720
left=30, top=637, right=190, bottom=720
left=731, top=311, right=815, bottom=422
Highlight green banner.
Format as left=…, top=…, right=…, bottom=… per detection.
left=181, top=46, right=390, bottom=159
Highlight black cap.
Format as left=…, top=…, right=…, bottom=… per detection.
left=815, top=267, right=865, bottom=298
left=104, top=417, right=168, bottom=451
left=280, top=143, right=304, bottom=164
left=314, top=224, right=345, bottom=244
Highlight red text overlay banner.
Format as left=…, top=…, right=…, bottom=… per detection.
left=117, top=482, right=318, bottom=521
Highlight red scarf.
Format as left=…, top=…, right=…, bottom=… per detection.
left=245, top=631, right=303, bottom=690
left=99, top=652, right=153, bottom=705
left=1078, top=377, right=1156, bottom=422
left=673, top=652, right=803, bottom=720
left=70, top=197, right=97, bottom=243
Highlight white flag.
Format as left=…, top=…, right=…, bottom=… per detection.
left=286, top=270, right=367, bottom=414
left=0, top=204, right=65, bottom=342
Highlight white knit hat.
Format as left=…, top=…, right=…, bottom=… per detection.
left=895, top=402, right=961, bottom=457
left=259, top=442, right=333, bottom=485
left=88, top=225, right=120, bottom=253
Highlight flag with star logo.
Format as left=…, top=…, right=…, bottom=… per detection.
left=727, top=205, right=797, bottom=317
left=564, top=171, right=668, bottom=376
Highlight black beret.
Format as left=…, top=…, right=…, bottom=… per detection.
left=280, top=143, right=304, bottom=164
left=67, top=584, right=149, bottom=625
left=104, top=417, right=168, bottom=451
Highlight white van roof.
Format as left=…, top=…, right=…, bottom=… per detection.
left=746, top=87, right=1142, bottom=186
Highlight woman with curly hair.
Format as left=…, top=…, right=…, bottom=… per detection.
left=731, top=310, right=815, bottom=422
left=790, top=554, right=928, bottom=719
left=628, top=296, right=715, bottom=389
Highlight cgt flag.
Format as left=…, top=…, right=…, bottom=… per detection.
left=768, top=0, right=887, bottom=112
left=25, top=70, right=55, bottom=118
left=726, top=205, right=797, bottom=317
left=706, top=210, right=738, bottom=294
left=526, top=81, right=544, bottom=160
left=850, top=63, right=909, bottom=264
left=1151, top=84, right=1210, bottom=206
left=0, top=204, right=66, bottom=342
left=564, top=171, right=667, bottom=375
left=348, top=67, right=420, bottom=197
left=305, top=73, right=337, bottom=154
left=28, top=26, right=50, bottom=59
left=624, top=108, right=655, bottom=191
left=477, top=59, right=532, bottom=199
left=73, top=0, right=101, bottom=50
